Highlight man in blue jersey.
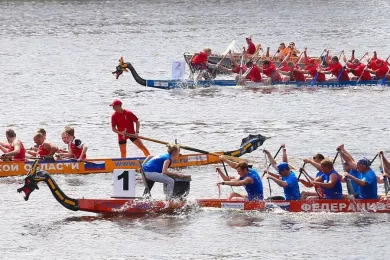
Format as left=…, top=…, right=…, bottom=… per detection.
left=338, top=145, right=379, bottom=199
left=217, top=156, right=263, bottom=201
left=264, top=162, right=301, bottom=200
left=343, top=158, right=378, bottom=199
left=310, top=159, right=343, bottom=199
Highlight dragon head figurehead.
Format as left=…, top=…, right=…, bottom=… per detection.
left=17, top=160, right=40, bottom=201
left=112, top=57, right=129, bottom=79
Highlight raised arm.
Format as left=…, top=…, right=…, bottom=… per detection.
left=282, top=145, right=288, bottom=163
left=219, top=155, right=238, bottom=169
left=338, top=145, right=357, bottom=170
left=264, top=149, right=277, bottom=170
left=303, top=158, right=321, bottom=171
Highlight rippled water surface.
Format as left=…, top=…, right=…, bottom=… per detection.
left=1, top=0, right=390, bottom=259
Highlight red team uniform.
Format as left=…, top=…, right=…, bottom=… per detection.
left=304, top=59, right=326, bottom=82
left=111, top=109, right=138, bottom=144
left=8, top=141, right=26, bottom=160
left=247, top=42, right=256, bottom=55
left=246, top=65, right=262, bottom=82
left=69, top=138, right=86, bottom=159
left=323, top=62, right=350, bottom=81
left=262, top=62, right=282, bottom=82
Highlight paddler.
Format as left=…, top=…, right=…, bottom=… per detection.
left=216, top=50, right=247, bottom=78
left=277, top=61, right=306, bottom=82
left=338, top=145, right=382, bottom=199
left=217, top=156, right=263, bottom=201
left=263, top=147, right=300, bottom=200
left=110, top=99, right=150, bottom=158
left=342, top=54, right=372, bottom=81
left=0, top=129, right=26, bottom=161
left=259, top=60, right=282, bottom=83
left=264, top=162, right=301, bottom=200
left=365, top=59, right=389, bottom=80
left=32, top=133, right=58, bottom=159
left=343, top=157, right=378, bottom=199
left=142, top=144, right=187, bottom=199
left=244, top=61, right=262, bottom=83
left=189, top=48, right=214, bottom=79
left=287, top=42, right=300, bottom=57
left=317, top=56, right=350, bottom=81
left=57, top=126, right=88, bottom=161
left=299, top=153, right=325, bottom=199
left=308, top=159, right=343, bottom=199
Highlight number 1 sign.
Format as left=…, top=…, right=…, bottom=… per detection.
left=113, top=169, right=136, bottom=198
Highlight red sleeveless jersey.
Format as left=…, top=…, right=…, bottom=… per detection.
left=68, top=138, right=86, bottom=159
left=38, top=144, right=51, bottom=157
left=9, top=140, right=26, bottom=160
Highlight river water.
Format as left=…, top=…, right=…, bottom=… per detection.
left=1, top=0, right=390, bottom=259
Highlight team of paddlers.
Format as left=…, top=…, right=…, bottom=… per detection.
left=189, top=36, right=390, bottom=83
left=2, top=98, right=390, bottom=201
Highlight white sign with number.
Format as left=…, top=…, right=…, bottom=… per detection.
left=113, top=169, right=136, bottom=197
left=171, top=61, right=185, bottom=79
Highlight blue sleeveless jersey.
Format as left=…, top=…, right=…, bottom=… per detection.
left=240, top=168, right=263, bottom=200
left=282, top=171, right=301, bottom=200
left=349, top=169, right=361, bottom=197
left=321, top=170, right=343, bottom=199
left=359, top=169, right=378, bottom=199
left=142, top=153, right=172, bottom=173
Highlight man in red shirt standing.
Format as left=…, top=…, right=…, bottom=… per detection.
left=318, top=56, right=350, bottom=81
left=110, top=99, right=150, bottom=158
left=246, top=36, right=256, bottom=55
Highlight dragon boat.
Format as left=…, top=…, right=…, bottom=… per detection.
left=18, top=161, right=390, bottom=215
left=114, top=60, right=390, bottom=90
left=2, top=134, right=266, bottom=177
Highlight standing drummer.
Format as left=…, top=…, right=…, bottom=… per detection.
left=110, top=99, right=150, bottom=158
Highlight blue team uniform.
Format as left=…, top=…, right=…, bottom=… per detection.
left=359, top=169, right=378, bottom=199
left=321, top=170, right=343, bottom=199
left=240, top=168, right=263, bottom=200
left=143, top=153, right=172, bottom=173
left=348, top=169, right=361, bottom=197
left=282, top=171, right=301, bottom=200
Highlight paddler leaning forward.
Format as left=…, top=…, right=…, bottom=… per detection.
left=142, top=144, right=188, bottom=199
left=217, top=155, right=263, bottom=201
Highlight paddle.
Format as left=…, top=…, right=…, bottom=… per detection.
left=297, top=162, right=307, bottom=180
left=356, top=53, right=370, bottom=83
left=56, top=155, right=98, bottom=165
left=310, top=49, right=327, bottom=86
left=262, top=145, right=283, bottom=177
left=379, top=154, right=390, bottom=196
left=124, top=133, right=268, bottom=162
left=337, top=50, right=347, bottom=80
left=263, top=150, right=272, bottom=199
left=214, top=50, right=231, bottom=76
left=339, top=150, right=355, bottom=196
left=300, top=167, right=325, bottom=198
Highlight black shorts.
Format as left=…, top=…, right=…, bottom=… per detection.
left=119, top=138, right=137, bottom=145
